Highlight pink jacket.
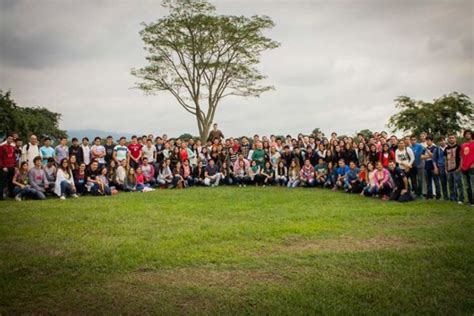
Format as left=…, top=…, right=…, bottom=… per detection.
left=373, top=168, right=392, bottom=188
left=233, top=158, right=250, bottom=174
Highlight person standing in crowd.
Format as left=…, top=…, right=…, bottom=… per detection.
left=433, top=136, right=448, bottom=200
left=0, top=134, right=17, bottom=199
left=422, top=135, right=441, bottom=200
left=21, top=134, right=41, bottom=170
left=28, top=156, right=48, bottom=199
left=142, top=138, right=156, bottom=166
left=54, top=137, right=69, bottom=165
left=388, top=160, right=413, bottom=203
left=410, top=135, right=425, bottom=198
left=444, top=134, right=464, bottom=204
left=91, top=137, right=106, bottom=168
left=460, top=130, right=474, bottom=206
left=104, top=136, right=116, bottom=166
left=207, top=123, right=224, bottom=142
left=128, top=135, right=142, bottom=169
left=69, top=138, right=82, bottom=163
left=81, top=137, right=91, bottom=166
left=113, top=137, right=129, bottom=164
left=40, top=137, right=55, bottom=165
left=395, top=140, right=414, bottom=191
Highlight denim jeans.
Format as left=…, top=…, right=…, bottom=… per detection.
left=447, top=170, right=464, bottom=202
left=13, top=185, right=46, bottom=200
left=438, top=167, right=448, bottom=200
left=462, top=168, right=474, bottom=205
left=425, top=168, right=440, bottom=199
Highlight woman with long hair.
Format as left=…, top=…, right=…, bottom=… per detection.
left=54, top=158, right=78, bottom=200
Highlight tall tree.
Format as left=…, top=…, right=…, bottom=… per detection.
left=131, top=0, right=279, bottom=142
left=0, top=90, right=67, bottom=141
left=388, top=92, right=473, bottom=138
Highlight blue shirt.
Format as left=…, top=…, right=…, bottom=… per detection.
left=346, top=167, right=360, bottom=182
left=411, top=143, right=425, bottom=167
left=336, top=165, right=350, bottom=177
left=432, top=146, right=445, bottom=168
left=40, top=146, right=55, bottom=165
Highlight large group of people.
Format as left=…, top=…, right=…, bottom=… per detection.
left=1, top=123, right=473, bottom=206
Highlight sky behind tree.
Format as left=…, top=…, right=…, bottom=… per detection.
left=1, top=0, right=472, bottom=137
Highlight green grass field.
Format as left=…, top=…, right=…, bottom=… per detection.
left=1, top=187, right=473, bottom=314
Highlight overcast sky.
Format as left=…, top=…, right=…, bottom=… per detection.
left=1, top=0, right=472, bottom=137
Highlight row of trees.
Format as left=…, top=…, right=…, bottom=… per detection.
left=0, top=90, right=66, bottom=141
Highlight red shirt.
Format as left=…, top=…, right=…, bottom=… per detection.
left=128, top=143, right=142, bottom=160
left=460, top=141, right=474, bottom=171
left=179, top=148, right=188, bottom=162
left=0, top=143, right=16, bottom=168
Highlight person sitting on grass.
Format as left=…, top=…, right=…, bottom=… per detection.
left=204, top=159, right=221, bottom=187
left=74, top=162, right=87, bottom=195
left=235, top=159, right=250, bottom=187
left=86, top=160, right=101, bottom=195
left=12, top=161, right=45, bottom=201
left=124, top=168, right=137, bottom=192
left=362, top=162, right=377, bottom=197
left=259, top=161, right=274, bottom=187
left=182, top=160, right=193, bottom=186
left=314, top=157, right=328, bottom=187
left=220, top=161, right=234, bottom=185
left=96, top=167, right=112, bottom=196
left=171, top=161, right=185, bottom=189
left=54, top=158, right=78, bottom=200
left=248, top=160, right=260, bottom=186
left=388, top=160, right=413, bottom=203
left=274, top=160, right=288, bottom=187
left=157, top=161, right=173, bottom=188
left=300, top=159, right=315, bottom=187
left=287, top=159, right=300, bottom=188
left=28, top=156, right=49, bottom=199
left=344, top=161, right=360, bottom=193
left=43, top=157, right=57, bottom=188
left=191, top=160, right=206, bottom=186
left=324, top=161, right=337, bottom=188
left=373, top=161, right=392, bottom=200
left=334, top=159, right=349, bottom=190
left=141, top=157, right=156, bottom=187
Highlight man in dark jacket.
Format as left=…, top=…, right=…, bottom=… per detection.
left=388, top=160, right=413, bottom=203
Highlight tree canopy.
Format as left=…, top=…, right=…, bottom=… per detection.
left=0, top=90, right=66, bottom=141
left=387, top=92, right=473, bottom=137
left=131, top=0, right=279, bottom=142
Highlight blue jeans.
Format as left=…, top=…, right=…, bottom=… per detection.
left=60, top=180, right=76, bottom=196
left=13, top=186, right=46, bottom=200
left=425, top=168, right=440, bottom=199
left=447, top=170, right=464, bottom=202
left=462, top=168, right=474, bottom=205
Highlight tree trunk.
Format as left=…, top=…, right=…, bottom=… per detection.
left=200, top=120, right=211, bottom=143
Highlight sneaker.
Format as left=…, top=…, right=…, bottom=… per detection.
left=263, top=185, right=266, bottom=188
left=458, top=201, right=463, bottom=205
left=239, top=184, right=242, bottom=187
left=60, top=196, right=66, bottom=200
left=72, top=194, right=79, bottom=198
left=243, top=184, right=247, bottom=187
left=14, top=194, right=22, bottom=202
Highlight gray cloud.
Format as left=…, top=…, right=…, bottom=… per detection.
left=0, top=0, right=472, bottom=137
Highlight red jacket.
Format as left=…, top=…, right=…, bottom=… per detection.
left=0, top=143, right=16, bottom=168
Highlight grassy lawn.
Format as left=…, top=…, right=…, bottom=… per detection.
left=0, top=187, right=473, bottom=314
